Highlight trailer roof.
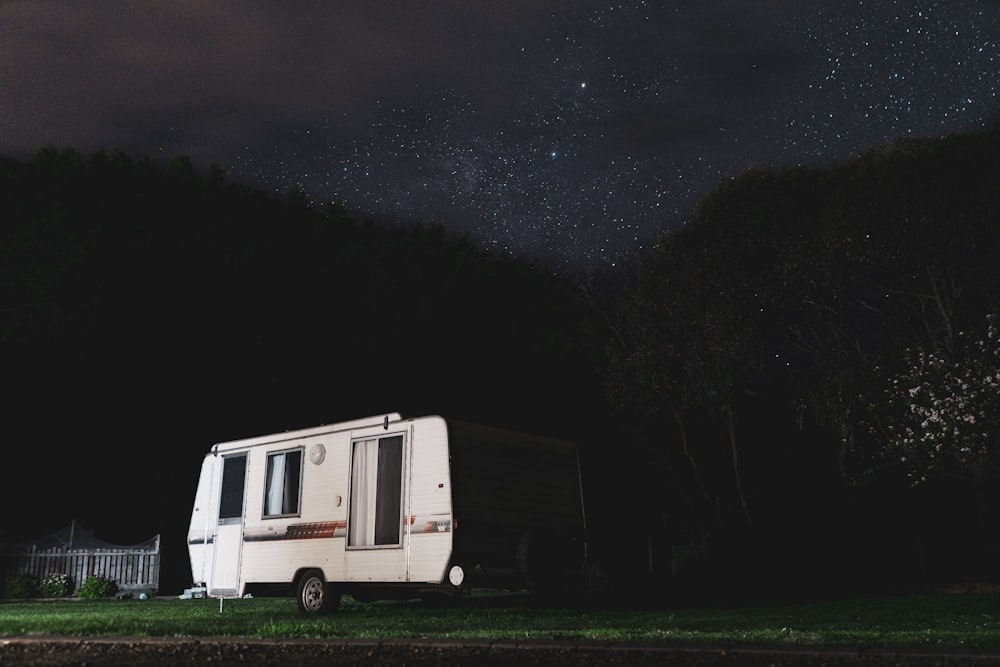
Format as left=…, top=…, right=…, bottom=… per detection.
left=209, top=413, right=402, bottom=453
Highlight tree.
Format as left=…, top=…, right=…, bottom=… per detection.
left=868, top=315, right=1000, bottom=488
left=605, top=210, right=764, bottom=538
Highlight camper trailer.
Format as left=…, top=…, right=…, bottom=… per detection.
left=187, top=413, right=587, bottom=612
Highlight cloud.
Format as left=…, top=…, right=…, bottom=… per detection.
left=2, top=1, right=564, bottom=158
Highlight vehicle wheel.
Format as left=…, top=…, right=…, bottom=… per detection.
left=516, top=530, right=561, bottom=594
left=296, top=569, right=341, bottom=613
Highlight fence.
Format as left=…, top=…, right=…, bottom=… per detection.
left=3, top=537, right=160, bottom=596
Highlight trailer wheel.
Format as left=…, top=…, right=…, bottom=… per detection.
left=296, top=569, right=340, bottom=613
left=517, top=530, right=561, bottom=592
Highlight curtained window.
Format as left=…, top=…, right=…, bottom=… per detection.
left=348, top=435, right=403, bottom=547
left=263, top=449, right=303, bottom=517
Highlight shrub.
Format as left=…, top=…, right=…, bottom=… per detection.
left=4, top=573, right=39, bottom=599
left=39, top=573, right=73, bottom=598
left=76, top=574, right=118, bottom=599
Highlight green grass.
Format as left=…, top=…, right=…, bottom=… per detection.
left=0, top=592, right=997, bottom=650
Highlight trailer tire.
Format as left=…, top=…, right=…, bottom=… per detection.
left=517, top=529, right=561, bottom=593
left=296, top=569, right=340, bottom=613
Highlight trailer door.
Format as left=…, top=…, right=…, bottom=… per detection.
left=210, top=452, right=247, bottom=597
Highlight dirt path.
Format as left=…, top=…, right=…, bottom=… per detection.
left=2, top=636, right=999, bottom=667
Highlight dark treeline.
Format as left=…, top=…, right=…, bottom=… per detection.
left=0, top=146, right=608, bottom=593
left=590, top=129, right=1000, bottom=600
left=0, top=145, right=602, bottom=439
left=2, top=131, right=999, bottom=601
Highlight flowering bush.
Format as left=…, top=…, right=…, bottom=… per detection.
left=76, top=574, right=118, bottom=599
left=871, top=317, right=1000, bottom=485
left=4, top=573, right=39, bottom=599
left=40, top=573, right=73, bottom=597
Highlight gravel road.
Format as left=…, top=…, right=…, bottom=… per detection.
left=2, top=636, right=999, bottom=667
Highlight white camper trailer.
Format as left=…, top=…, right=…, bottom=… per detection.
left=187, top=413, right=587, bottom=612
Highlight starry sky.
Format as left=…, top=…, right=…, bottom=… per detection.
left=3, top=1, right=998, bottom=270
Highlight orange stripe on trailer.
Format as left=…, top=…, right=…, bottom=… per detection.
left=284, top=521, right=338, bottom=540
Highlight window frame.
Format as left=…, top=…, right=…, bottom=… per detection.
left=261, top=447, right=304, bottom=519
left=346, top=433, right=406, bottom=550
left=218, top=454, right=248, bottom=521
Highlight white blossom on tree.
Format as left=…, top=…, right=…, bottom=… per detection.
left=870, top=317, right=1000, bottom=485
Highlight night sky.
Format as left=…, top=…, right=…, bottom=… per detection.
left=3, top=1, right=999, bottom=269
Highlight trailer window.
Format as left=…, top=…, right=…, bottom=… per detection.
left=263, top=449, right=303, bottom=517
left=219, top=455, right=247, bottom=520
left=348, top=435, right=403, bottom=547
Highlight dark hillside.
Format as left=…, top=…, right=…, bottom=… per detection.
left=0, top=147, right=609, bottom=594
left=597, top=129, right=1000, bottom=600
left=5, top=129, right=1000, bottom=602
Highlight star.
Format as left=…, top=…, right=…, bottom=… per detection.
left=2, top=1, right=997, bottom=271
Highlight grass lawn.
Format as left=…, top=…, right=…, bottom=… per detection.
left=0, top=591, right=997, bottom=650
